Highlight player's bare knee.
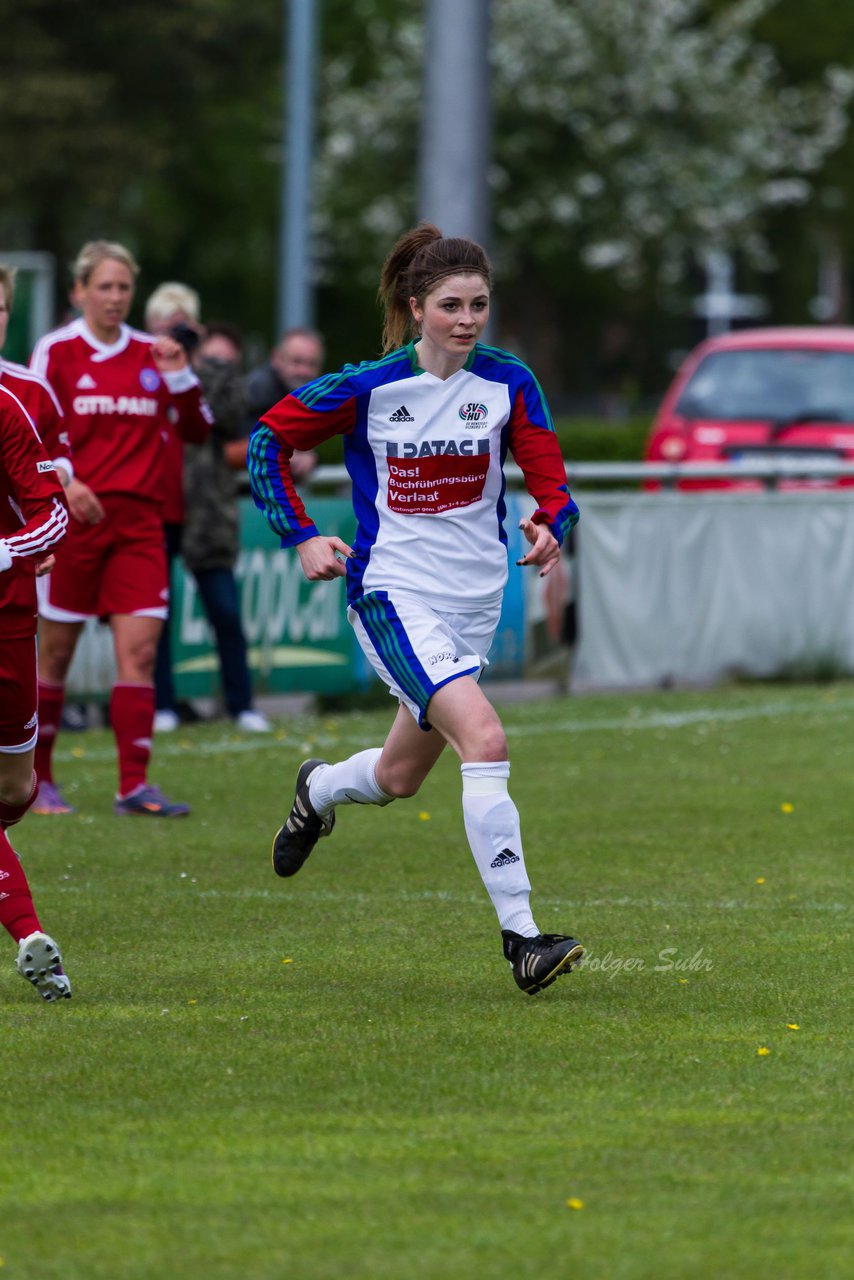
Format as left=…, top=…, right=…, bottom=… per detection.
left=468, top=724, right=508, bottom=762
left=38, top=644, right=75, bottom=684
left=120, top=643, right=158, bottom=681
left=0, top=774, right=35, bottom=808
left=384, top=773, right=420, bottom=800
left=376, top=761, right=422, bottom=799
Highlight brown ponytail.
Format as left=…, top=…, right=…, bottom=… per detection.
left=377, top=223, right=492, bottom=354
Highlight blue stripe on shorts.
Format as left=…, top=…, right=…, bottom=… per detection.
left=351, top=591, right=435, bottom=717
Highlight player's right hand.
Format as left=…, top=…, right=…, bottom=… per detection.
left=66, top=478, right=105, bottom=524
left=296, top=535, right=354, bottom=580
left=34, top=553, right=56, bottom=577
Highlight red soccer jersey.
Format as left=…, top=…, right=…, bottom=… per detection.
left=0, top=357, right=70, bottom=476
left=30, top=318, right=211, bottom=505
left=0, top=384, right=68, bottom=637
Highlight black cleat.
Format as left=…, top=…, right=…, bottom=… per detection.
left=502, top=930, right=585, bottom=995
left=272, top=759, right=336, bottom=878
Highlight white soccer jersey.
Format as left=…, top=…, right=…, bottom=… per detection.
left=248, top=341, right=578, bottom=611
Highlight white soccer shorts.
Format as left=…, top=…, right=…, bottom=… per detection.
left=348, top=589, right=501, bottom=729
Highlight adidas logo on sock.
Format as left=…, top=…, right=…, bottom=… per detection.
left=389, top=404, right=414, bottom=422
left=490, top=848, right=521, bottom=869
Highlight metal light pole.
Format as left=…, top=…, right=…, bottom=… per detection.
left=417, top=0, right=492, bottom=245
left=277, top=0, right=320, bottom=337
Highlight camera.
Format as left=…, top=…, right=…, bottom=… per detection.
left=170, top=322, right=200, bottom=356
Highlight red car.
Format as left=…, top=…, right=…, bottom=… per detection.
left=644, top=327, right=854, bottom=489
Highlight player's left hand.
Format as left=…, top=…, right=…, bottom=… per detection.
left=151, top=336, right=188, bottom=373
left=296, top=535, right=354, bottom=581
left=34, top=553, right=56, bottom=577
left=516, top=517, right=561, bottom=578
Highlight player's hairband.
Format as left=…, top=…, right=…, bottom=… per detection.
left=416, top=266, right=492, bottom=295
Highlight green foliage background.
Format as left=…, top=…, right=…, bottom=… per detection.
left=4, top=0, right=854, bottom=404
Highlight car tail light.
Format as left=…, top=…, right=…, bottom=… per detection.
left=659, top=435, right=687, bottom=460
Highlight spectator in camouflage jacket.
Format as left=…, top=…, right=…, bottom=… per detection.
left=182, top=329, right=245, bottom=575
left=156, top=321, right=272, bottom=733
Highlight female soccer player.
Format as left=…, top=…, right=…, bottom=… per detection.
left=0, top=382, right=71, bottom=1000
left=0, top=265, right=70, bottom=476
left=248, top=223, right=584, bottom=995
left=29, top=241, right=212, bottom=817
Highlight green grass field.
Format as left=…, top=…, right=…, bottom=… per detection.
left=1, top=682, right=851, bottom=1279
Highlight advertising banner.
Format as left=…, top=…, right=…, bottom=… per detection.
left=65, top=493, right=534, bottom=699
left=171, top=498, right=359, bottom=698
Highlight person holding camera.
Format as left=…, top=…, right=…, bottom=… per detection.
left=143, top=282, right=206, bottom=730
left=145, top=284, right=271, bottom=734
left=29, top=242, right=211, bottom=817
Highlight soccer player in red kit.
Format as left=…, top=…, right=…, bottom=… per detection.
left=0, top=266, right=71, bottom=480
left=29, top=241, right=212, bottom=817
left=0, top=382, right=72, bottom=999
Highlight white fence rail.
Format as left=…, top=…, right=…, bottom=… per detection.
left=300, top=459, right=854, bottom=490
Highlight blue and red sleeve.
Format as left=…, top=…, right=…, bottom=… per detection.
left=507, top=378, right=579, bottom=545
left=248, top=393, right=356, bottom=547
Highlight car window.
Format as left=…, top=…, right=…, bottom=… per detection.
left=676, top=349, right=854, bottom=422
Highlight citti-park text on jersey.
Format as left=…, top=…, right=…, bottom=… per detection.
left=72, top=395, right=159, bottom=416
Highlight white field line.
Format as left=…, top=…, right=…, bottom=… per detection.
left=53, top=693, right=854, bottom=765
left=51, top=883, right=851, bottom=913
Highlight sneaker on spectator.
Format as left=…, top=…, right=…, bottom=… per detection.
left=177, top=700, right=205, bottom=724
left=31, top=781, right=75, bottom=816
left=154, top=709, right=180, bottom=733
left=115, top=784, right=190, bottom=818
left=61, top=702, right=90, bottom=732
left=235, top=709, right=272, bottom=733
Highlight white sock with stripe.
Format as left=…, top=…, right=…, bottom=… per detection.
left=461, top=762, right=539, bottom=937
left=308, top=748, right=393, bottom=816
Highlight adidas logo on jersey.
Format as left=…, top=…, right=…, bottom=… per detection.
left=490, top=848, right=521, bottom=869
left=76, top=373, right=96, bottom=389
left=389, top=405, right=414, bottom=423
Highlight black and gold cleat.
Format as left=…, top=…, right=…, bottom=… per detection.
left=501, top=930, right=584, bottom=995
left=272, top=759, right=336, bottom=878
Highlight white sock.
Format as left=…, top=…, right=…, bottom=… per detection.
left=309, top=748, right=393, bottom=816
left=461, top=761, right=538, bottom=937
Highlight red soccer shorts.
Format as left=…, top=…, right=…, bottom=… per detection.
left=0, top=636, right=38, bottom=752
left=38, top=495, right=169, bottom=621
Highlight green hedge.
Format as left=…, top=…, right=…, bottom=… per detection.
left=554, top=415, right=653, bottom=462
left=315, top=415, right=653, bottom=466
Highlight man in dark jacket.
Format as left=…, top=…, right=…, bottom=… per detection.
left=230, top=327, right=324, bottom=478
left=158, top=323, right=271, bottom=732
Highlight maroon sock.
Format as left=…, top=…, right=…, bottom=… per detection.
left=34, top=681, right=65, bottom=786
left=0, top=830, right=42, bottom=942
left=111, top=683, right=155, bottom=797
left=0, top=773, right=38, bottom=830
